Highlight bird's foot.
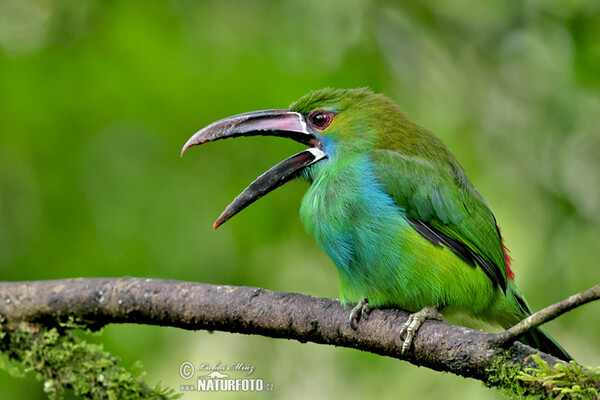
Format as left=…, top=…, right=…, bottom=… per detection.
left=399, top=306, right=444, bottom=355
left=349, top=298, right=371, bottom=330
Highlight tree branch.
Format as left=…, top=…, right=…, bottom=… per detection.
left=493, top=284, right=600, bottom=347
left=0, top=278, right=597, bottom=396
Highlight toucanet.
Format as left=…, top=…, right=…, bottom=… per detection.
left=181, top=88, right=571, bottom=361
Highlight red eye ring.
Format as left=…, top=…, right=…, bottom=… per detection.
left=308, top=111, right=334, bottom=129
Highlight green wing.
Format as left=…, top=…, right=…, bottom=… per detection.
left=370, top=149, right=508, bottom=292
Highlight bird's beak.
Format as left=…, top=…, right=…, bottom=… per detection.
left=181, top=109, right=327, bottom=229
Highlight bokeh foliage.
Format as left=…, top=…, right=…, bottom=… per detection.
left=0, top=0, right=598, bottom=399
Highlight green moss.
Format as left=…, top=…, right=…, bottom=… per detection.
left=485, top=352, right=537, bottom=399
left=484, top=352, right=600, bottom=399
left=517, top=354, right=600, bottom=399
left=0, top=321, right=181, bottom=400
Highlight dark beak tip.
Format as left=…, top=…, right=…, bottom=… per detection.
left=181, top=133, right=213, bottom=158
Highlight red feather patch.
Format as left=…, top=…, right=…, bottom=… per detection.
left=498, top=226, right=514, bottom=280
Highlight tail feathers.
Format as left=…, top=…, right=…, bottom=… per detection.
left=520, top=327, right=572, bottom=362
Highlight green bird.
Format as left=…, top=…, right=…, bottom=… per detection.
left=181, top=88, right=571, bottom=361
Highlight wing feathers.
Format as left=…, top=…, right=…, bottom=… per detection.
left=370, top=149, right=508, bottom=292
left=405, top=217, right=506, bottom=291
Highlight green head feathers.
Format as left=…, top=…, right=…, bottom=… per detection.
left=290, top=88, right=410, bottom=152
left=291, top=88, right=455, bottom=165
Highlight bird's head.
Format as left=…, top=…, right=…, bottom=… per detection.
left=181, top=88, right=406, bottom=228
left=289, top=87, right=403, bottom=156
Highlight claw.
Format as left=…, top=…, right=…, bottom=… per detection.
left=349, top=298, right=371, bottom=330
left=399, top=306, right=444, bottom=355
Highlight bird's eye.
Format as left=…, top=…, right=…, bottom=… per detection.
left=308, top=111, right=334, bottom=129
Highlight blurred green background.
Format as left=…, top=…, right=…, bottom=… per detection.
left=1, top=0, right=599, bottom=398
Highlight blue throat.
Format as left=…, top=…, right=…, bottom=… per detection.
left=299, top=148, right=413, bottom=305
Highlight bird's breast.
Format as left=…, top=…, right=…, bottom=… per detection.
left=299, top=155, right=413, bottom=301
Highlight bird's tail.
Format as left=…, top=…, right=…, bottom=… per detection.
left=519, top=326, right=572, bottom=362
left=506, top=284, right=572, bottom=362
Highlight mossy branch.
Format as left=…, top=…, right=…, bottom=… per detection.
left=0, top=320, right=179, bottom=400
left=0, top=277, right=598, bottom=399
